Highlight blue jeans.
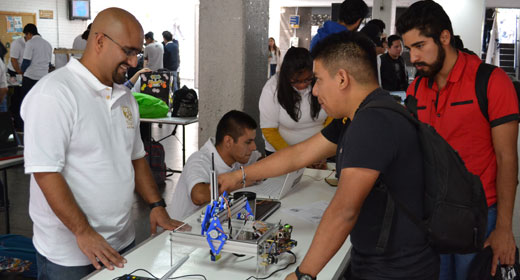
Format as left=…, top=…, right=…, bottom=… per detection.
left=270, top=64, right=276, bottom=77
left=36, top=240, right=135, bottom=280
left=439, top=204, right=497, bottom=280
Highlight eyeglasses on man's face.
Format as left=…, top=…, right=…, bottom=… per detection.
left=98, top=32, right=141, bottom=58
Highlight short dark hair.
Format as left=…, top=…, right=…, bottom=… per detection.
left=23, top=24, right=38, bottom=35
left=215, top=110, right=257, bottom=145
left=396, top=0, right=453, bottom=45
left=360, top=23, right=382, bottom=47
left=367, top=19, right=386, bottom=32
left=145, top=31, right=154, bottom=40
left=387, top=35, right=402, bottom=48
left=162, top=31, right=173, bottom=42
left=311, top=31, right=378, bottom=85
left=339, top=0, right=369, bottom=25
left=81, top=24, right=92, bottom=40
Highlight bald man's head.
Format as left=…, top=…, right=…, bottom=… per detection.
left=80, top=8, right=144, bottom=86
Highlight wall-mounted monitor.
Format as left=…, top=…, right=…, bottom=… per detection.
left=69, top=0, right=90, bottom=20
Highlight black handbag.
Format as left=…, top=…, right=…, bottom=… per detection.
left=172, top=85, right=198, bottom=117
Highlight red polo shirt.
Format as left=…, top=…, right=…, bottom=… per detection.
left=407, top=51, right=519, bottom=206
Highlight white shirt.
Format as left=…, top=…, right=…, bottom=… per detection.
left=7, top=37, right=25, bottom=72
left=72, top=34, right=87, bottom=59
left=143, top=41, right=164, bottom=71
left=166, top=138, right=261, bottom=221
left=22, top=35, right=52, bottom=80
left=21, top=58, right=146, bottom=266
left=259, top=74, right=328, bottom=152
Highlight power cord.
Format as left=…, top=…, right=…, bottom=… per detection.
left=245, top=250, right=297, bottom=280
left=112, top=269, right=159, bottom=280
left=112, top=268, right=207, bottom=280
left=169, top=274, right=207, bottom=279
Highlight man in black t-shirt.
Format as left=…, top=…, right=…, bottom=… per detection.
left=378, top=35, right=408, bottom=91
left=219, top=31, right=439, bottom=279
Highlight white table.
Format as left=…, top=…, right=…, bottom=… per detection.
left=0, top=157, right=24, bottom=233
left=85, top=168, right=351, bottom=280
left=140, top=115, right=198, bottom=172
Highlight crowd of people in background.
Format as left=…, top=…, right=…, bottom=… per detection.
left=0, top=0, right=518, bottom=279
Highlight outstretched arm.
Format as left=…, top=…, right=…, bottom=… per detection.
left=285, top=167, right=379, bottom=279
left=485, top=121, right=518, bottom=275
left=132, top=158, right=184, bottom=234
left=219, top=132, right=336, bottom=193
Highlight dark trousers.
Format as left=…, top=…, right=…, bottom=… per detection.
left=13, top=76, right=38, bottom=131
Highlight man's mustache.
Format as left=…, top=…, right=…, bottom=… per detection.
left=414, top=62, right=428, bottom=67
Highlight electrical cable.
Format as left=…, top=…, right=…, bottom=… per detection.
left=112, top=268, right=207, bottom=280
left=169, top=274, right=207, bottom=280
left=112, top=268, right=159, bottom=280
left=245, top=250, right=297, bottom=280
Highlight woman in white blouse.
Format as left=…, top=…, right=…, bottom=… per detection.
left=259, top=47, right=328, bottom=165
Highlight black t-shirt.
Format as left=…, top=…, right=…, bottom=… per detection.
left=380, top=53, right=408, bottom=92
left=322, top=89, right=439, bottom=279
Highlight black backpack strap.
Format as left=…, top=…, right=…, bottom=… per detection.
left=402, top=77, right=423, bottom=119
left=375, top=182, right=395, bottom=254
left=413, top=76, right=423, bottom=97
left=363, top=99, right=435, bottom=242
left=475, top=63, right=496, bottom=122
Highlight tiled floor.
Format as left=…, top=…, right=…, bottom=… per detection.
left=1, top=122, right=520, bottom=258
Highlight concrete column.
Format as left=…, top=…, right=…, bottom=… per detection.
left=198, top=0, right=269, bottom=149
left=437, top=0, right=486, bottom=56
left=372, top=0, right=397, bottom=35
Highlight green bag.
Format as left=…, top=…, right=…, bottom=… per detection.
left=132, top=92, right=169, bottom=118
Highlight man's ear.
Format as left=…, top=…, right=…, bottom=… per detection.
left=223, top=135, right=234, bottom=149
left=440, top=30, right=451, bottom=47
left=94, top=32, right=104, bottom=53
left=336, top=68, right=350, bottom=90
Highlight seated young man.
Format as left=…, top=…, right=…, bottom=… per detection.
left=219, top=31, right=439, bottom=279
left=167, top=110, right=261, bottom=221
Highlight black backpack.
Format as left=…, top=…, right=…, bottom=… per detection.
left=364, top=99, right=488, bottom=254
left=172, top=86, right=198, bottom=117
left=143, top=139, right=172, bottom=187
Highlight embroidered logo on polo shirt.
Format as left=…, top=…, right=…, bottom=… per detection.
left=121, top=106, right=134, bottom=128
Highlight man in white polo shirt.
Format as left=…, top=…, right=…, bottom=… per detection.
left=21, top=8, right=182, bottom=280
left=7, top=36, right=25, bottom=76
left=143, top=31, right=163, bottom=71
left=167, top=110, right=262, bottom=221
left=19, top=23, right=52, bottom=131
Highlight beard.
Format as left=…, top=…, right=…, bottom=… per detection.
left=112, top=63, right=129, bottom=84
left=413, top=44, right=445, bottom=78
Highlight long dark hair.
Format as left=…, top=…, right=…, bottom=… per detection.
left=277, top=47, right=320, bottom=122
left=268, top=37, right=280, bottom=56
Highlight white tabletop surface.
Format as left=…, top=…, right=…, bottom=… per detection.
left=85, top=168, right=350, bottom=280
left=140, top=114, right=198, bottom=125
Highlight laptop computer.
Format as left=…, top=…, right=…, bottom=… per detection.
left=245, top=168, right=305, bottom=200
left=0, top=112, right=23, bottom=161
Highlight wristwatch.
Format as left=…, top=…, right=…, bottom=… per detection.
left=295, top=266, right=316, bottom=280
left=149, top=198, right=166, bottom=210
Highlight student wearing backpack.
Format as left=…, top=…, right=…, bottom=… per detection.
left=220, top=31, right=439, bottom=279
left=397, top=1, right=519, bottom=279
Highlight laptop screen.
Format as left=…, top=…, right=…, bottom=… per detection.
left=0, top=113, right=18, bottom=150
